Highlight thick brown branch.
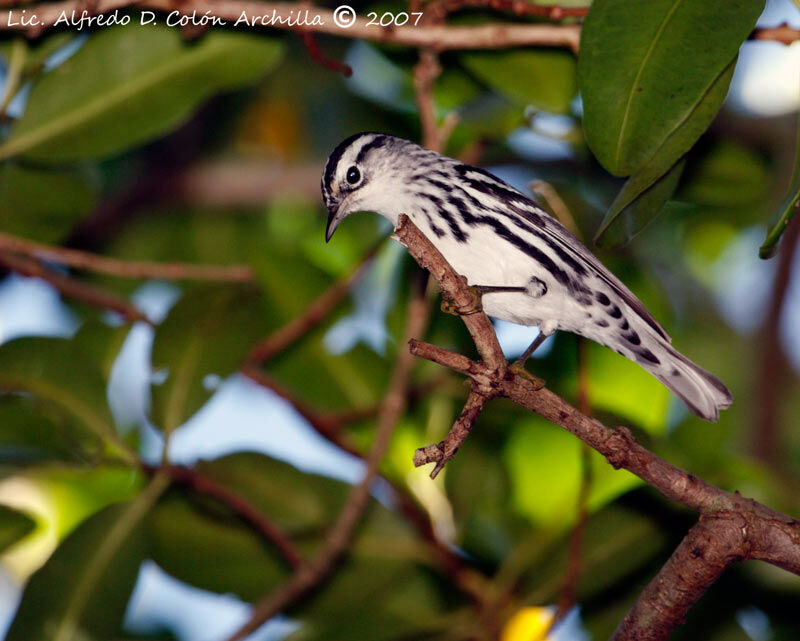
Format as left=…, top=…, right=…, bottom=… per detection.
left=612, top=515, right=744, bottom=641
left=0, top=232, right=254, bottom=282
left=395, top=215, right=506, bottom=370
left=396, top=216, right=800, bottom=639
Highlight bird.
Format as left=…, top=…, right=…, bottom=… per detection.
left=321, top=132, right=733, bottom=422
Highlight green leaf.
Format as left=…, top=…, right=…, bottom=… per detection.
left=0, top=337, right=132, bottom=463
left=150, top=284, right=269, bottom=432
left=0, top=24, right=284, bottom=162
left=679, top=140, right=771, bottom=209
left=761, top=113, right=800, bottom=259
left=6, top=475, right=168, bottom=641
left=0, top=504, right=36, bottom=554
left=0, top=163, right=97, bottom=243
left=0, top=395, right=101, bottom=465
left=518, top=503, right=671, bottom=604
left=595, top=156, right=686, bottom=248
left=71, top=318, right=131, bottom=383
left=579, top=0, right=763, bottom=176
left=148, top=453, right=430, bottom=604
left=505, top=417, right=642, bottom=528
left=593, top=60, right=735, bottom=245
left=462, top=49, right=577, bottom=114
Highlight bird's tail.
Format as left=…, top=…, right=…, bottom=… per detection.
left=646, top=343, right=732, bottom=422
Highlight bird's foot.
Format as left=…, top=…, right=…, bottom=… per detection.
left=508, top=361, right=546, bottom=390
left=440, top=284, right=527, bottom=317
left=440, top=285, right=483, bottom=317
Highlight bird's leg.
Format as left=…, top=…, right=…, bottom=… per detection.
left=509, top=332, right=549, bottom=389
left=440, top=285, right=526, bottom=316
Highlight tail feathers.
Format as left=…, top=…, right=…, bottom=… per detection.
left=651, top=345, right=732, bottom=422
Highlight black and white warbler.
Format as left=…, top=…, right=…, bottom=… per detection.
left=321, top=132, right=732, bottom=422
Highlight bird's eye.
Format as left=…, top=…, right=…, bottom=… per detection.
left=346, top=166, right=361, bottom=185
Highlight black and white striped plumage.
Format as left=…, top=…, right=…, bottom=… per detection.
left=321, top=132, right=732, bottom=422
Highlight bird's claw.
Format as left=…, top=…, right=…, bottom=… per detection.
left=508, top=362, right=546, bottom=390
left=441, top=286, right=483, bottom=316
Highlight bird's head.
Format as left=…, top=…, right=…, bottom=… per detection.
left=321, top=132, right=413, bottom=242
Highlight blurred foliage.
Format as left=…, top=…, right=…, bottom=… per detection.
left=0, top=1, right=798, bottom=641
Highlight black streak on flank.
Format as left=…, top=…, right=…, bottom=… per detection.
left=637, top=348, right=660, bottom=365
left=607, top=305, right=623, bottom=319
left=595, top=319, right=610, bottom=328
left=426, top=193, right=469, bottom=242
left=624, top=331, right=641, bottom=346
left=620, top=319, right=630, bottom=331
left=595, top=292, right=610, bottom=306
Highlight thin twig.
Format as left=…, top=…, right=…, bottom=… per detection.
left=0, top=250, right=150, bottom=324
left=414, top=48, right=444, bottom=152
left=413, top=386, right=495, bottom=478
left=0, top=232, right=254, bottom=282
left=754, top=216, right=799, bottom=464
left=241, top=366, right=364, bottom=456
left=301, top=31, right=352, bottom=76
left=155, top=463, right=303, bottom=568
left=247, top=237, right=385, bottom=364
left=224, top=276, right=432, bottom=641
left=549, top=338, right=592, bottom=632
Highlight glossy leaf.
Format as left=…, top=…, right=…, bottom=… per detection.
left=680, top=140, right=771, bottom=209
left=148, top=453, right=431, bottom=606
left=0, top=163, right=97, bottom=243
left=6, top=477, right=167, bottom=641
left=579, top=0, right=762, bottom=176
left=0, top=504, right=36, bottom=554
left=150, top=284, right=269, bottom=432
left=0, top=25, right=283, bottom=161
left=595, top=157, right=686, bottom=248
left=761, top=113, right=800, bottom=258
left=505, top=417, right=641, bottom=527
left=0, top=395, right=100, bottom=465
left=0, top=337, right=130, bottom=461
left=462, top=50, right=577, bottom=114
left=519, top=503, right=671, bottom=603
left=593, top=61, right=734, bottom=245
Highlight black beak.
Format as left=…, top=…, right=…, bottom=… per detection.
left=325, top=203, right=339, bottom=243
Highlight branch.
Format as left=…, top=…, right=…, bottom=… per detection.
left=0, top=0, right=582, bottom=51
left=750, top=23, right=800, bottom=45
left=241, top=366, right=364, bottom=457
left=0, top=232, right=254, bottom=282
left=395, top=216, right=800, bottom=639
left=754, top=216, right=800, bottom=464
left=224, top=282, right=431, bottom=641
left=1, top=2, right=796, bottom=50
left=156, top=463, right=303, bottom=569
left=247, top=237, right=384, bottom=364
left=0, top=249, right=149, bottom=324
